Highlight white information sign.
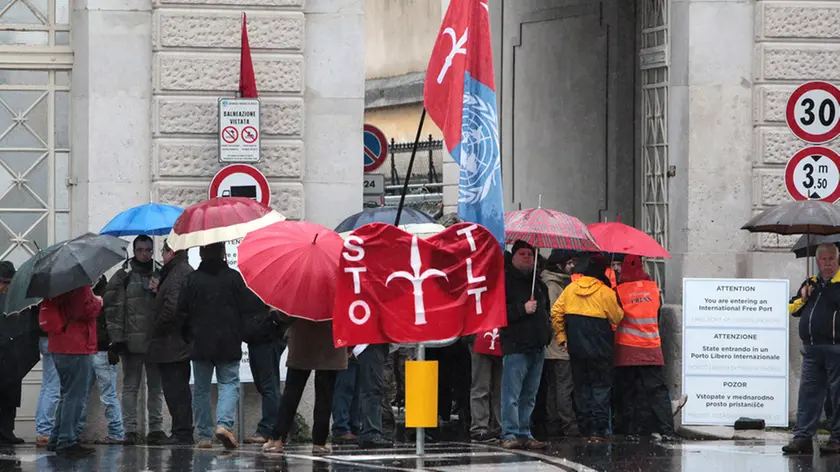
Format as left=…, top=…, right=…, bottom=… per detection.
left=681, top=278, right=789, bottom=427
left=219, top=98, right=261, bottom=163
left=187, top=238, right=287, bottom=384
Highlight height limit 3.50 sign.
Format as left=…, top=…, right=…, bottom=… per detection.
left=785, top=146, right=840, bottom=202
left=219, top=98, right=261, bottom=163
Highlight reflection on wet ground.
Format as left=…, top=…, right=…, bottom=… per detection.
left=1, top=437, right=839, bottom=471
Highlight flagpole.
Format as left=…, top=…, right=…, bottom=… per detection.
left=393, top=108, right=427, bottom=226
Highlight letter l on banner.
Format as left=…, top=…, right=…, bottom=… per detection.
left=424, top=0, right=505, bottom=245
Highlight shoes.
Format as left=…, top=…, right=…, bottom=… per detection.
left=470, top=432, right=498, bottom=444
left=146, top=431, right=167, bottom=445
left=123, top=433, right=138, bottom=445
left=35, top=436, right=49, bottom=448
left=332, top=433, right=358, bottom=445
left=659, top=434, right=680, bottom=444
left=820, top=442, right=840, bottom=454
left=262, top=439, right=284, bottom=453
left=524, top=438, right=548, bottom=450
left=782, top=439, right=814, bottom=455
left=160, top=436, right=194, bottom=446
left=56, top=444, right=95, bottom=458
left=358, top=437, right=394, bottom=449
left=501, top=438, right=523, bottom=450
left=197, top=440, right=213, bottom=449
left=672, top=395, right=688, bottom=417
left=0, top=437, right=24, bottom=446
left=244, top=435, right=267, bottom=445
left=312, top=445, right=332, bottom=455
left=215, top=427, right=238, bottom=450
left=588, top=436, right=608, bottom=443
left=94, top=437, right=126, bottom=445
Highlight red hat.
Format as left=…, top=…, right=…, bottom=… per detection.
left=620, top=255, right=650, bottom=283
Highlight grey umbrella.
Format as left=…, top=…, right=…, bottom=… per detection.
left=791, top=234, right=840, bottom=259
left=741, top=200, right=840, bottom=235
left=26, top=232, right=128, bottom=299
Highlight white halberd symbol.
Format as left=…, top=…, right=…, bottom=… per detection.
left=436, top=27, right=468, bottom=84
left=484, top=328, right=499, bottom=350
left=386, top=235, right=448, bottom=326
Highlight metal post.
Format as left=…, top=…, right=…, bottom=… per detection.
left=415, top=343, right=426, bottom=456
left=237, top=375, right=246, bottom=441
left=394, top=108, right=427, bottom=226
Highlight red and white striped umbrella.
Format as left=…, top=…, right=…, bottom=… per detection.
left=504, top=208, right=600, bottom=251
left=167, top=197, right=285, bottom=251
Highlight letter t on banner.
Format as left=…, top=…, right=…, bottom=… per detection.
left=239, top=13, right=258, bottom=98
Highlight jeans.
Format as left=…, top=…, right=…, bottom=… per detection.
left=158, top=361, right=193, bottom=440
left=794, top=344, right=840, bottom=441
left=192, top=360, right=240, bottom=440
left=35, top=338, right=60, bottom=437
left=501, top=349, right=545, bottom=440
left=357, top=344, right=388, bottom=440
left=248, top=341, right=284, bottom=438
left=89, top=352, right=125, bottom=439
left=470, top=351, right=502, bottom=436
left=121, top=353, right=164, bottom=435
left=332, top=356, right=360, bottom=436
left=273, top=368, right=336, bottom=445
left=49, top=354, right=93, bottom=450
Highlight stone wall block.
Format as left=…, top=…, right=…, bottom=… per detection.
left=754, top=85, right=797, bottom=124
left=758, top=2, right=840, bottom=40
left=156, top=53, right=303, bottom=93
left=270, top=182, right=304, bottom=219
left=159, top=0, right=303, bottom=6
left=157, top=10, right=304, bottom=50
left=760, top=45, right=840, bottom=81
left=156, top=139, right=303, bottom=178
left=156, top=98, right=304, bottom=136
left=757, top=170, right=788, bottom=207
left=757, top=128, right=808, bottom=165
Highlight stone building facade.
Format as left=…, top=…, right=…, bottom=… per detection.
left=8, top=0, right=364, bottom=439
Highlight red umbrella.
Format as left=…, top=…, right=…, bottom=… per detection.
left=167, top=197, right=285, bottom=251
left=504, top=208, right=600, bottom=252
left=238, top=220, right=343, bottom=322
left=587, top=222, right=670, bottom=258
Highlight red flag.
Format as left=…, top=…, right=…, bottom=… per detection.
left=333, top=222, right=507, bottom=347
left=239, top=13, right=258, bottom=98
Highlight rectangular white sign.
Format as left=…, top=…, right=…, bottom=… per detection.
left=219, top=98, right=261, bottom=163
left=363, top=174, right=385, bottom=196
left=681, top=278, right=789, bottom=427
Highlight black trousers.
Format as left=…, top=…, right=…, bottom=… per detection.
left=0, top=402, right=16, bottom=443
left=273, top=368, right=336, bottom=445
left=570, top=358, right=613, bottom=437
left=158, top=361, right=194, bottom=439
left=613, top=366, right=674, bottom=436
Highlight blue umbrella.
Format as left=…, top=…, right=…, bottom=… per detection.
left=100, top=203, right=184, bottom=237
left=335, top=207, right=437, bottom=232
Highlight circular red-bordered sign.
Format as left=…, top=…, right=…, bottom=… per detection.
left=363, top=124, right=389, bottom=172
left=222, top=126, right=239, bottom=144
left=242, top=126, right=258, bottom=144
left=209, top=164, right=271, bottom=206
left=786, top=81, right=840, bottom=144
left=785, top=146, right=840, bottom=202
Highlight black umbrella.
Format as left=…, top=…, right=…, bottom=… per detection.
left=791, top=234, right=840, bottom=258
left=741, top=200, right=840, bottom=235
left=27, top=232, right=128, bottom=299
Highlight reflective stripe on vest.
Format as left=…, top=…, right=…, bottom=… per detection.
left=616, top=280, right=661, bottom=348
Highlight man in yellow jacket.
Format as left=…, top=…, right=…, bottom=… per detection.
left=551, top=255, right=623, bottom=442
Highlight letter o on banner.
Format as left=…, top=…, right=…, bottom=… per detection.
left=349, top=300, right=371, bottom=325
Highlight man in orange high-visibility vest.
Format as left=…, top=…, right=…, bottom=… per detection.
left=612, top=255, right=678, bottom=440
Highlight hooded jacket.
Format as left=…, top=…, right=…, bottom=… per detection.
left=41, top=286, right=102, bottom=355
left=500, top=263, right=553, bottom=355
left=551, top=275, right=624, bottom=360
left=541, top=269, right=571, bottom=360
left=179, top=258, right=264, bottom=362
left=104, top=258, right=159, bottom=354
left=789, top=270, right=840, bottom=345
left=148, top=252, right=194, bottom=363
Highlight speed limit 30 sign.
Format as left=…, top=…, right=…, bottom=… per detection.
left=786, top=81, right=840, bottom=144
left=785, top=146, right=840, bottom=202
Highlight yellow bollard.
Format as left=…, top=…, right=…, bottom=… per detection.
left=405, top=360, right=438, bottom=428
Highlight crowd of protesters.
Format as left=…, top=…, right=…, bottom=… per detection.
left=0, top=235, right=687, bottom=458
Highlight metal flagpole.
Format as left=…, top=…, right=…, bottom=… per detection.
left=394, top=108, right=427, bottom=226
left=415, top=343, right=426, bottom=456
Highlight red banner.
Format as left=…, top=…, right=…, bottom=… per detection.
left=333, top=222, right=506, bottom=347
left=473, top=328, right=502, bottom=356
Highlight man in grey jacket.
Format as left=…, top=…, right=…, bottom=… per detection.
left=104, top=235, right=164, bottom=445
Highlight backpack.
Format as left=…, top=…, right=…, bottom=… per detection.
left=38, top=300, right=66, bottom=335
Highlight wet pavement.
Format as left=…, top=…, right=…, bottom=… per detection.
left=0, top=438, right=839, bottom=471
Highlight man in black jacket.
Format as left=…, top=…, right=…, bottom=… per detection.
left=499, top=241, right=552, bottom=451
left=148, top=240, right=194, bottom=445
left=179, top=242, right=264, bottom=450
left=784, top=243, right=840, bottom=455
